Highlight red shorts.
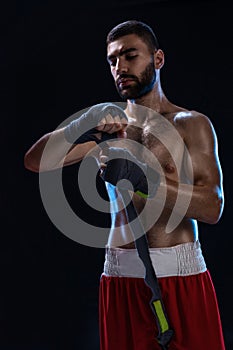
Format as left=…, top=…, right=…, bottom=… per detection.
left=99, top=250, right=225, bottom=350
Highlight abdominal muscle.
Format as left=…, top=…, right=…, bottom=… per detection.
left=105, top=182, right=197, bottom=249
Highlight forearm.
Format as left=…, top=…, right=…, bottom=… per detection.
left=24, top=128, right=97, bottom=172
left=154, top=177, right=224, bottom=224
left=24, top=103, right=128, bottom=173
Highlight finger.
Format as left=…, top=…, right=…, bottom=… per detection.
left=100, top=155, right=109, bottom=164
left=117, top=130, right=127, bottom=139
left=96, top=114, right=127, bottom=134
left=120, top=115, right=128, bottom=126
left=99, top=166, right=106, bottom=177
left=96, top=117, right=107, bottom=131
left=107, top=115, right=128, bottom=133
left=105, top=113, right=115, bottom=124
left=104, top=114, right=119, bottom=133
left=113, top=115, right=121, bottom=124
left=112, top=115, right=127, bottom=132
left=96, top=114, right=115, bottom=132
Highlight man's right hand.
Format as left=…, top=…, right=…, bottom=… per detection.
left=64, top=102, right=128, bottom=145
left=101, top=147, right=160, bottom=198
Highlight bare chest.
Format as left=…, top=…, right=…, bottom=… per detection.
left=126, top=121, right=185, bottom=178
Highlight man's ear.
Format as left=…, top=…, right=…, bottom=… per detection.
left=154, top=49, right=164, bottom=69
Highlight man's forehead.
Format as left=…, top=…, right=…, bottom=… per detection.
left=107, top=34, right=144, bottom=56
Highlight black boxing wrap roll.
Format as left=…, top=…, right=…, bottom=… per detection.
left=101, top=147, right=160, bottom=198
left=64, top=102, right=128, bottom=145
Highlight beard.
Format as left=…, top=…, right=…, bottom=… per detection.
left=116, top=60, right=156, bottom=100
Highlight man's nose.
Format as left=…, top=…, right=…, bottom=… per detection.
left=116, top=58, right=128, bottom=74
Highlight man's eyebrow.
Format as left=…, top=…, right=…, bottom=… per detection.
left=107, top=48, right=138, bottom=62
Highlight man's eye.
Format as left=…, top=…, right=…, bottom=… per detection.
left=109, top=60, right=116, bottom=67
left=126, top=55, right=137, bottom=60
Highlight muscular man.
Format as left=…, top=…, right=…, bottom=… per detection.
left=24, top=20, right=225, bottom=349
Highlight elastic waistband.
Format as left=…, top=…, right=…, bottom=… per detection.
left=103, top=241, right=207, bottom=278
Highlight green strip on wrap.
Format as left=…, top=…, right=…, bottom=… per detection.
left=152, top=300, right=169, bottom=333
left=135, top=190, right=149, bottom=198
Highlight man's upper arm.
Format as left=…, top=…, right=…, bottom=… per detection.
left=183, top=113, right=223, bottom=190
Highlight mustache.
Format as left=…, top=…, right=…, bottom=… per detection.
left=117, top=74, right=138, bottom=84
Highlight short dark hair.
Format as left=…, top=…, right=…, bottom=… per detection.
left=106, top=20, right=160, bottom=53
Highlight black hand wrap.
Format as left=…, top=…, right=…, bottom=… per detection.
left=64, top=102, right=128, bottom=145
left=102, top=147, right=160, bottom=198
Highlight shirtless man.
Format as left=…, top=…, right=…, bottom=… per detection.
left=24, top=20, right=225, bottom=349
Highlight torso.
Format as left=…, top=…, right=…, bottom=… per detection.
left=106, top=105, right=198, bottom=248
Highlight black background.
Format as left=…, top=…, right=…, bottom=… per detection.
left=2, top=0, right=233, bottom=349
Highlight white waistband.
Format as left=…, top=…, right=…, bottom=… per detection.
left=103, top=241, right=207, bottom=278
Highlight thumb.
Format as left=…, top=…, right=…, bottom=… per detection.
left=117, top=130, right=127, bottom=139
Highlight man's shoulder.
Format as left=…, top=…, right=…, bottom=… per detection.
left=173, top=109, right=217, bottom=146
left=174, top=109, right=212, bottom=128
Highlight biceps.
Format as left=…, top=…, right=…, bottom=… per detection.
left=184, top=150, right=222, bottom=187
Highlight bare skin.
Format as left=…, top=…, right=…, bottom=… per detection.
left=24, top=34, right=224, bottom=249
left=104, top=104, right=223, bottom=248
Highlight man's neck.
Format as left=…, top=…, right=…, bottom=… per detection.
left=126, top=86, right=172, bottom=116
